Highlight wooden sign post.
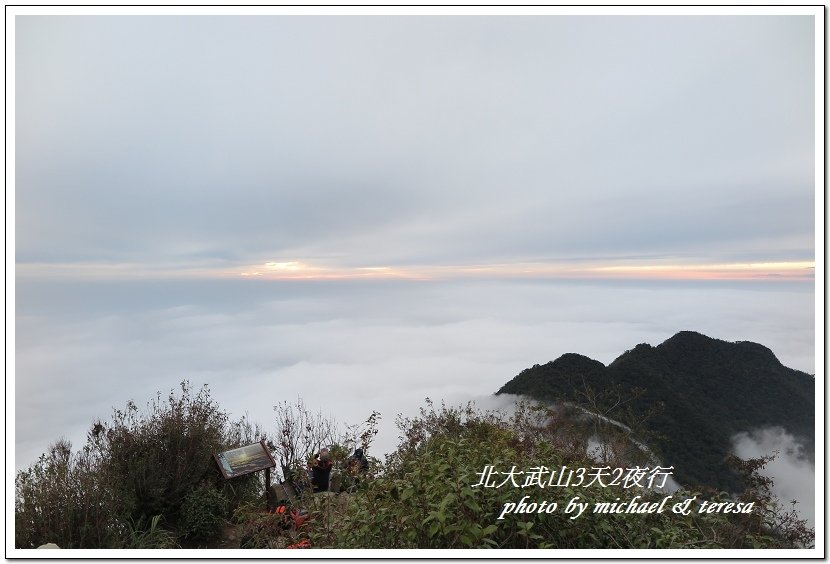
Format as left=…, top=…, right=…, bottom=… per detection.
left=213, top=440, right=277, bottom=505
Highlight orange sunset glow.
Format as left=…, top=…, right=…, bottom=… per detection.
left=236, top=260, right=815, bottom=282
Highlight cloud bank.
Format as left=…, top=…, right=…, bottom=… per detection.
left=732, top=427, right=815, bottom=527
left=16, top=278, right=814, bottom=472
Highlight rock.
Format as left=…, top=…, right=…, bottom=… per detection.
left=36, top=543, right=60, bottom=549
left=329, top=468, right=342, bottom=493
left=269, top=482, right=298, bottom=506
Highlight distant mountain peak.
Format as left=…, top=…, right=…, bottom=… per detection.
left=671, top=329, right=709, bottom=338
left=657, top=331, right=781, bottom=366
left=495, top=331, right=814, bottom=492
left=664, top=330, right=712, bottom=343
left=658, top=330, right=730, bottom=352
left=551, top=353, right=605, bottom=370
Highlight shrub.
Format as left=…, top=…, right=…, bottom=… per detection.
left=92, top=382, right=230, bottom=522
left=15, top=381, right=265, bottom=548
left=234, top=501, right=295, bottom=549
left=126, top=515, right=179, bottom=549
left=15, top=439, right=125, bottom=549
left=335, top=400, right=814, bottom=549
left=179, top=482, right=229, bottom=542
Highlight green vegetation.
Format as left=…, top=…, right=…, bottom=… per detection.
left=497, top=331, right=815, bottom=492
left=15, top=382, right=262, bottom=549
left=179, top=482, right=229, bottom=542
left=125, top=514, right=178, bottom=549
left=16, top=369, right=814, bottom=550
left=325, top=400, right=812, bottom=549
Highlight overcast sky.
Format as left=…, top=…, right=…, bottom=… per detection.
left=15, top=15, right=815, bottom=277
left=13, top=13, right=818, bottom=520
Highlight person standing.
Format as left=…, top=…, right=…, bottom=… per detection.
left=310, top=448, right=333, bottom=492
left=347, top=448, right=369, bottom=474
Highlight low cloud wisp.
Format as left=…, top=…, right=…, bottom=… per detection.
left=732, top=427, right=815, bottom=527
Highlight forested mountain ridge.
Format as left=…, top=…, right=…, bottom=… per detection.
left=496, top=331, right=815, bottom=492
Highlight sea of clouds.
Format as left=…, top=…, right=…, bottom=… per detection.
left=15, top=276, right=815, bottom=522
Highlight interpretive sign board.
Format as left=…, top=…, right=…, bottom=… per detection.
left=213, top=441, right=276, bottom=480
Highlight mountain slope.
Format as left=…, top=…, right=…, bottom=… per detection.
left=496, top=331, right=814, bottom=492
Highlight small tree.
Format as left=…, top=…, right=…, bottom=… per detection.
left=343, top=410, right=381, bottom=454
left=273, top=399, right=338, bottom=481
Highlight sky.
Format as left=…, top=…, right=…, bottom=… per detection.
left=15, top=15, right=815, bottom=278
left=11, top=11, right=819, bottom=524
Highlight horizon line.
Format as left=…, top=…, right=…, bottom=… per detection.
left=14, top=259, right=817, bottom=283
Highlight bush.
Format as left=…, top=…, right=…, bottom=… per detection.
left=91, top=382, right=230, bottom=522
left=337, top=401, right=576, bottom=548
left=126, top=514, right=179, bottom=549
left=15, top=439, right=125, bottom=549
left=234, top=501, right=295, bottom=549
left=179, top=482, right=229, bottom=542
left=334, top=400, right=814, bottom=549
left=15, top=381, right=264, bottom=548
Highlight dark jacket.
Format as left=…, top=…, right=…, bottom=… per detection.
left=310, top=457, right=333, bottom=492
left=348, top=449, right=369, bottom=473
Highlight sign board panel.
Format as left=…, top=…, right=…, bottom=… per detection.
left=214, top=441, right=276, bottom=480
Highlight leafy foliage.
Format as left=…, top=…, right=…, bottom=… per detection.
left=15, top=439, right=125, bottom=549
left=15, top=382, right=262, bottom=548
left=91, top=382, right=229, bottom=521
left=234, top=501, right=290, bottom=549
left=126, top=514, right=179, bottom=549
left=330, top=400, right=813, bottom=549
left=179, top=482, right=229, bottom=542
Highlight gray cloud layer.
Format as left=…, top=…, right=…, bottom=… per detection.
left=15, top=16, right=815, bottom=267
